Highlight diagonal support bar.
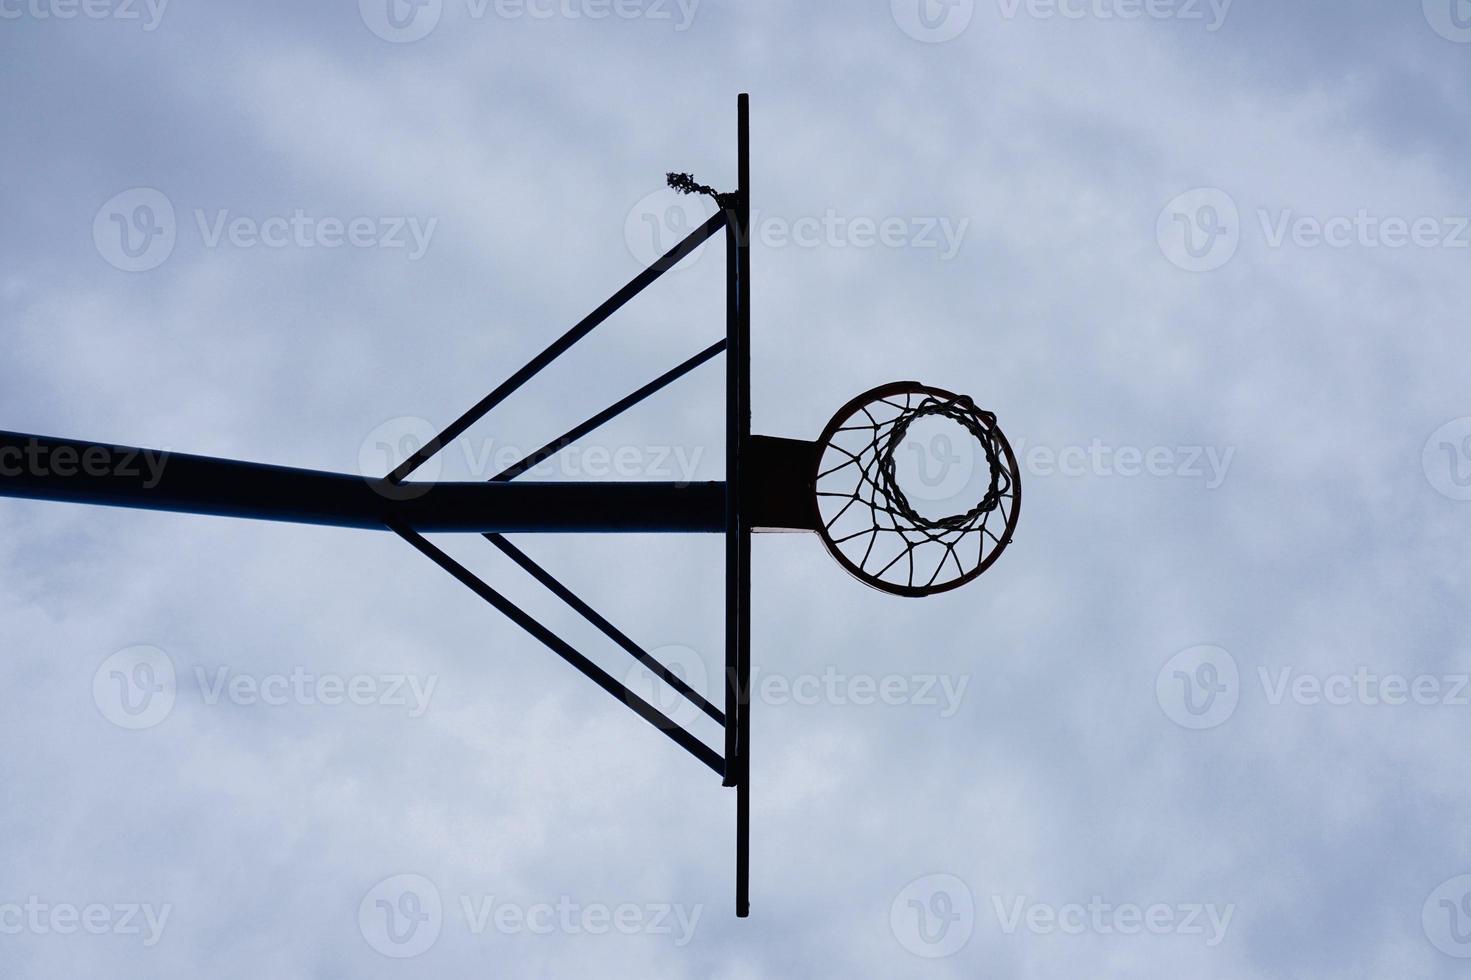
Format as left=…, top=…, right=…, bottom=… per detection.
left=388, top=211, right=729, bottom=485
left=485, top=534, right=726, bottom=725
left=390, top=520, right=724, bottom=776
left=490, top=338, right=727, bottom=483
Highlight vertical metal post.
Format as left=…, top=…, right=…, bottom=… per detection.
left=723, top=204, right=741, bottom=786
left=723, top=93, right=753, bottom=917
left=734, top=92, right=753, bottom=919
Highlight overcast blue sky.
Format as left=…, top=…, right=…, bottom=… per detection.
left=4, top=0, right=1471, bottom=976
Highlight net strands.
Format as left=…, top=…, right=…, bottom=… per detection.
left=816, top=390, right=1016, bottom=593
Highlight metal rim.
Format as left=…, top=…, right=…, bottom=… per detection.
left=811, top=381, right=1021, bottom=598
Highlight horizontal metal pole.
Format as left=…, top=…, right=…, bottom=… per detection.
left=0, top=431, right=725, bottom=533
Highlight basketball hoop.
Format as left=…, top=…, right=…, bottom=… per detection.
left=0, top=96, right=1021, bottom=918
left=813, top=382, right=1020, bottom=597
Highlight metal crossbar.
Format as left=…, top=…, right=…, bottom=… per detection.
left=390, top=520, right=725, bottom=775
left=490, top=338, right=726, bottom=483
left=387, top=211, right=728, bottom=485
left=485, top=534, right=726, bottom=725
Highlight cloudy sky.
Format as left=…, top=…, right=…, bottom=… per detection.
left=4, top=0, right=1471, bottom=976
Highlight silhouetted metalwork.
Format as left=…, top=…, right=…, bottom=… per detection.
left=814, top=382, right=1021, bottom=597
left=0, top=96, right=1021, bottom=919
